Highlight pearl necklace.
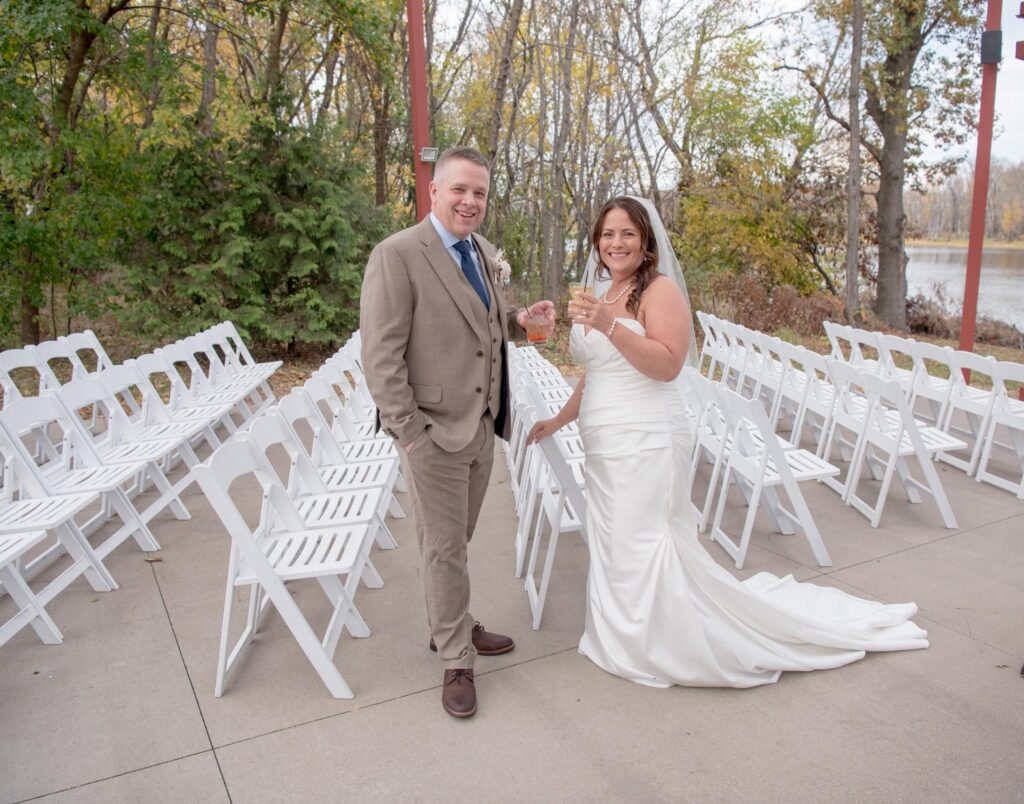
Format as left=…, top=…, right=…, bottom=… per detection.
left=602, top=281, right=634, bottom=305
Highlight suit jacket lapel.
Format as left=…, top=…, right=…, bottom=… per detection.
left=418, top=218, right=487, bottom=336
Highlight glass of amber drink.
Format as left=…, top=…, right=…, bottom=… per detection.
left=525, top=315, right=552, bottom=346
left=567, top=279, right=588, bottom=321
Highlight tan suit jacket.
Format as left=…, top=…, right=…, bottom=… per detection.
left=360, top=216, right=522, bottom=453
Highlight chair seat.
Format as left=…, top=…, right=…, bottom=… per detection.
left=236, top=525, right=370, bottom=585
left=46, top=462, right=147, bottom=494
left=318, top=460, right=396, bottom=491
left=293, top=488, right=384, bottom=527
left=0, top=530, right=50, bottom=568
left=339, top=439, right=397, bottom=462
left=0, top=493, right=98, bottom=534
left=95, top=437, right=184, bottom=464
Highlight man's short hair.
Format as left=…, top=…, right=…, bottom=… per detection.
left=434, top=146, right=490, bottom=181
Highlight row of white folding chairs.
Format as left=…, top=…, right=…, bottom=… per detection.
left=504, top=344, right=585, bottom=629
left=823, top=320, right=1024, bottom=487
left=695, top=323, right=967, bottom=531
left=189, top=338, right=405, bottom=699
left=0, top=382, right=197, bottom=648
left=698, top=312, right=1024, bottom=493
left=0, top=323, right=275, bottom=648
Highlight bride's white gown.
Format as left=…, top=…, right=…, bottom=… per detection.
left=571, top=319, right=928, bottom=688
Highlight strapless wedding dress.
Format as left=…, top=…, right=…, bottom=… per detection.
left=571, top=319, right=928, bottom=688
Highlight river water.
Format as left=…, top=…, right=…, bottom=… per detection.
left=906, top=245, right=1024, bottom=329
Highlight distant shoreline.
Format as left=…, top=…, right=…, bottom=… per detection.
left=907, top=238, right=1024, bottom=251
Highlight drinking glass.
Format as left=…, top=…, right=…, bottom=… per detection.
left=525, top=315, right=552, bottom=346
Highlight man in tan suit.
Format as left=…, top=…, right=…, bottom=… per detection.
left=360, top=146, right=554, bottom=718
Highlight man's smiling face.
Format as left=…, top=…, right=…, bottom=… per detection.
left=430, top=158, right=490, bottom=239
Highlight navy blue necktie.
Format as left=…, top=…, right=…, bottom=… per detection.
left=453, top=239, right=490, bottom=311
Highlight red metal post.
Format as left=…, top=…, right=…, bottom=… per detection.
left=959, top=0, right=1003, bottom=380
left=406, top=0, right=432, bottom=221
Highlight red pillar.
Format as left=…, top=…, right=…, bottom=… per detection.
left=407, top=0, right=432, bottom=221
left=959, top=0, right=1003, bottom=377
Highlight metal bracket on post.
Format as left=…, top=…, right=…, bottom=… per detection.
left=980, top=29, right=1003, bottom=63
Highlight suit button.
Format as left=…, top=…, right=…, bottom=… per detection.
left=492, top=337, right=497, bottom=343
left=476, top=387, right=482, bottom=393
left=476, top=350, right=484, bottom=357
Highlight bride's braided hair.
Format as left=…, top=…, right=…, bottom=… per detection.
left=591, top=197, right=659, bottom=317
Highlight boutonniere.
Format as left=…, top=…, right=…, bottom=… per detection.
left=494, top=248, right=512, bottom=285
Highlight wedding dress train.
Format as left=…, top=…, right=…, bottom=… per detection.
left=571, top=319, right=928, bottom=688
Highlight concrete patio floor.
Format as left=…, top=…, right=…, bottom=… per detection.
left=2, top=432, right=1023, bottom=803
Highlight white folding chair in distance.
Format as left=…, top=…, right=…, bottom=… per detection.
left=180, top=334, right=275, bottom=416
left=157, top=341, right=261, bottom=423
left=768, top=342, right=810, bottom=438
left=521, top=408, right=588, bottom=630
left=974, top=361, right=1024, bottom=498
left=193, top=439, right=374, bottom=699
left=217, top=321, right=283, bottom=380
left=909, top=341, right=955, bottom=429
left=285, top=386, right=400, bottom=467
left=876, top=334, right=918, bottom=398
left=129, top=351, right=238, bottom=436
left=939, top=350, right=1000, bottom=475
left=207, top=322, right=281, bottom=383
left=824, top=362, right=963, bottom=529
left=708, top=388, right=837, bottom=569
left=307, top=369, right=380, bottom=443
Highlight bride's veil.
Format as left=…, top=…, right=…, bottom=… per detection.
left=579, top=195, right=699, bottom=370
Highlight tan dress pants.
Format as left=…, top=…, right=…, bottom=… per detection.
left=401, top=414, right=494, bottom=669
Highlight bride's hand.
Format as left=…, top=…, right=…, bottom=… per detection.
left=571, top=291, right=614, bottom=334
left=526, top=418, right=561, bottom=445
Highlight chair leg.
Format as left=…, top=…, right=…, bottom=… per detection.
left=734, top=481, right=765, bottom=570
left=0, top=564, right=63, bottom=646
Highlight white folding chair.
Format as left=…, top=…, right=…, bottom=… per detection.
left=974, top=361, right=1024, bottom=498
left=909, top=341, right=955, bottom=429
left=824, top=361, right=963, bottom=529
left=709, top=388, right=837, bottom=569
left=876, top=333, right=918, bottom=398
left=939, top=350, right=1000, bottom=475
left=192, top=439, right=374, bottom=699
left=521, top=407, right=588, bottom=630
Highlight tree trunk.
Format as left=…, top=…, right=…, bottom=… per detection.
left=486, top=0, right=525, bottom=165
left=198, top=16, right=220, bottom=135
left=844, top=0, right=863, bottom=324
left=546, top=3, right=578, bottom=301
left=20, top=269, right=40, bottom=345
left=263, top=1, right=290, bottom=106
left=142, top=0, right=163, bottom=129
left=874, top=140, right=909, bottom=329
left=372, top=84, right=391, bottom=206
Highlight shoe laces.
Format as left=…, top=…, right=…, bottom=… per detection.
left=446, top=668, right=474, bottom=685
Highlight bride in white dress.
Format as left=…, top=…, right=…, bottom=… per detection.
left=527, top=197, right=927, bottom=688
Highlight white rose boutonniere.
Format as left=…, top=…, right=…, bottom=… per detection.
left=494, top=248, right=512, bottom=285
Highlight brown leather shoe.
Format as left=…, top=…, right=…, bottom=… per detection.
left=442, top=669, right=477, bottom=718
left=429, top=621, right=515, bottom=656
